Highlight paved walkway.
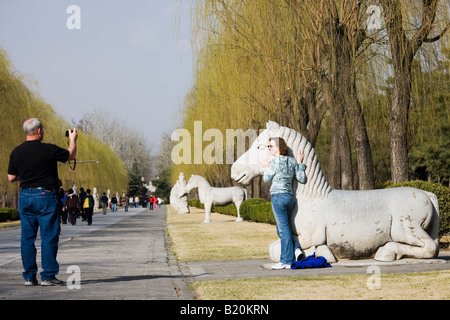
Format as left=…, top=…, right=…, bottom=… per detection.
left=0, top=206, right=193, bottom=300
left=0, top=205, right=448, bottom=300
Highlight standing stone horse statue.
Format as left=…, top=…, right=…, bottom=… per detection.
left=231, top=121, right=440, bottom=262
left=182, top=175, right=247, bottom=223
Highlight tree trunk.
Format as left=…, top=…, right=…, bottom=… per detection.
left=384, top=2, right=412, bottom=183
left=336, top=58, right=375, bottom=190
left=347, top=84, right=375, bottom=190
left=330, top=24, right=374, bottom=190
left=338, top=116, right=354, bottom=190
left=321, top=75, right=353, bottom=190
left=328, top=121, right=341, bottom=189
left=381, top=0, right=440, bottom=183
left=253, top=175, right=261, bottom=198
left=333, top=16, right=375, bottom=190
left=297, top=84, right=325, bottom=147
left=389, top=66, right=412, bottom=183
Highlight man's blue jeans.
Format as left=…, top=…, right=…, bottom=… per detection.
left=19, top=188, right=60, bottom=281
left=271, top=193, right=299, bottom=265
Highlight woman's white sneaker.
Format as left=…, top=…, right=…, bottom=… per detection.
left=271, top=262, right=290, bottom=270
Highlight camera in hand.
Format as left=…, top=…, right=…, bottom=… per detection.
left=65, top=130, right=71, bottom=137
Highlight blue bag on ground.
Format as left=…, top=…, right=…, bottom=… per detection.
left=290, top=253, right=331, bottom=269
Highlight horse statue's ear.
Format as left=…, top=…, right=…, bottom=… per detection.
left=266, top=121, right=280, bottom=137
left=266, top=121, right=280, bottom=130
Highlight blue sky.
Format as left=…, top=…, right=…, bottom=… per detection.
left=0, top=0, right=193, bottom=151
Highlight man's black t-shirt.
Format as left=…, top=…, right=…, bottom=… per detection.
left=8, top=140, right=69, bottom=189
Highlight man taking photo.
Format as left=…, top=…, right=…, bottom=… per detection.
left=7, top=118, right=77, bottom=286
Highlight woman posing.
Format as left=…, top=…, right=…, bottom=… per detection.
left=261, top=137, right=306, bottom=269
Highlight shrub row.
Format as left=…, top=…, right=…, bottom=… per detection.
left=0, top=208, right=20, bottom=222
left=189, top=198, right=275, bottom=225
left=240, top=198, right=275, bottom=224
left=188, top=199, right=204, bottom=209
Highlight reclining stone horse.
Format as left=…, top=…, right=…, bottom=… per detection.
left=231, top=121, right=440, bottom=262
left=181, top=174, right=247, bottom=223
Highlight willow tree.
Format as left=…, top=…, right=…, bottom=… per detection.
left=186, top=0, right=380, bottom=190
left=281, top=0, right=382, bottom=190
left=380, top=0, right=450, bottom=183
left=174, top=0, right=330, bottom=193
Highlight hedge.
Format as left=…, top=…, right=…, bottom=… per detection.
left=384, top=180, right=449, bottom=237
left=239, top=198, right=275, bottom=224
left=0, top=208, right=20, bottom=222
left=188, top=199, right=204, bottom=209
left=188, top=198, right=275, bottom=225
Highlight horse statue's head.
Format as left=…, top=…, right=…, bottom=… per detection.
left=185, top=175, right=199, bottom=191
left=179, top=174, right=206, bottom=197
left=231, top=121, right=281, bottom=186
left=231, top=120, right=331, bottom=199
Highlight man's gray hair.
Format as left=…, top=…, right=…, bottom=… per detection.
left=23, top=118, right=43, bottom=135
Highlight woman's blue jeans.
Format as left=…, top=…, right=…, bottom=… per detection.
left=271, top=193, right=299, bottom=265
left=19, top=188, right=60, bottom=281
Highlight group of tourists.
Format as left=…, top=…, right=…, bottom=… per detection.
left=59, top=186, right=95, bottom=226
left=148, top=195, right=159, bottom=210
left=122, top=195, right=161, bottom=212
left=58, top=189, right=163, bottom=224
left=99, top=192, right=119, bottom=214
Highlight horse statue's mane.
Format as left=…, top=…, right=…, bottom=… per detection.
left=269, top=123, right=332, bottom=199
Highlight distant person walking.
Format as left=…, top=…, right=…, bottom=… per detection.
left=83, top=189, right=95, bottom=225
left=110, top=194, right=118, bottom=212
left=64, top=189, right=79, bottom=226
left=79, top=187, right=87, bottom=221
left=7, top=118, right=77, bottom=286
left=153, top=196, right=158, bottom=210
left=124, top=195, right=129, bottom=212
left=57, top=180, right=66, bottom=226
left=60, top=190, right=68, bottom=224
left=101, top=193, right=109, bottom=214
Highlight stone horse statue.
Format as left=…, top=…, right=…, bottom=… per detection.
left=182, top=175, right=247, bottom=223
left=231, top=121, right=440, bottom=262
left=170, top=172, right=190, bottom=214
